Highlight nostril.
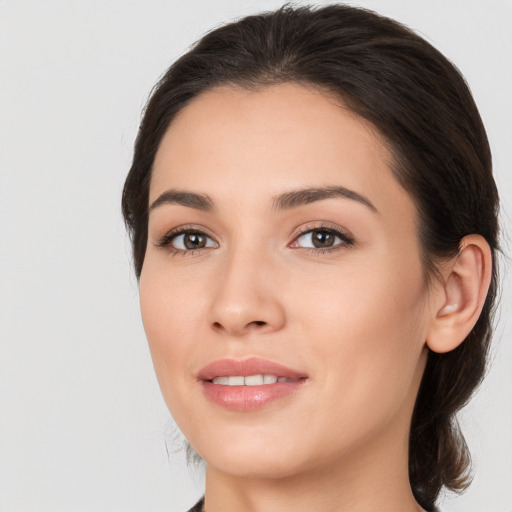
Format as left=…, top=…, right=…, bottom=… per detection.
left=210, top=319, right=269, bottom=334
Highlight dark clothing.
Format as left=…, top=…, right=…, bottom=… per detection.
left=187, top=496, right=441, bottom=511
left=188, top=497, right=204, bottom=512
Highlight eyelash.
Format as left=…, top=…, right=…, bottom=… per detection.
left=155, top=224, right=355, bottom=257
left=155, top=225, right=213, bottom=257
left=292, top=224, right=355, bottom=254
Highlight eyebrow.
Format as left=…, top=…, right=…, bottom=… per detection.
left=149, top=186, right=377, bottom=214
left=272, top=185, right=377, bottom=213
left=150, top=189, right=215, bottom=212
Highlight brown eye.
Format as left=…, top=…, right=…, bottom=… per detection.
left=169, top=231, right=217, bottom=251
left=293, top=228, right=354, bottom=251
left=183, top=233, right=206, bottom=249
left=310, top=230, right=336, bottom=248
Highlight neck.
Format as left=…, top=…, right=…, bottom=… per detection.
left=203, top=414, right=426, bottom=512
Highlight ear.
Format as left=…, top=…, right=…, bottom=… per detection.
left=426, top=234, right=493, bottom=354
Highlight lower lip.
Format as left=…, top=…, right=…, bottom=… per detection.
left=202, top=380, right=306, bottom=411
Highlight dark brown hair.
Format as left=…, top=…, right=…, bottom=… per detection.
left=122, top=4, right=499, bottom=510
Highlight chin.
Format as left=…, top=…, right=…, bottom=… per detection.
left=193, top=431, right=311, bottom=479
left=205, top=453, right=303, bottom=480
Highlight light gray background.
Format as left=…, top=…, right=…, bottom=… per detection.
left=0, top=1, right=510, bottom=511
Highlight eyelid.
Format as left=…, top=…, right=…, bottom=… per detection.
left=155, top=225, right=219, bottom=254
left=289, top=223, right=355, bottom=250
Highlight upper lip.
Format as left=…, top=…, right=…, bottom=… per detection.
left=197, top=357, right=307, bottom=381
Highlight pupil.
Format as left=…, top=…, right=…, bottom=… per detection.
left=313, top=231, right=334, bottom=248
left=184, top=233, right=205, bottom=249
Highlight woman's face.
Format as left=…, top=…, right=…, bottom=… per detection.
left=140, top=83, right=433, bottom=478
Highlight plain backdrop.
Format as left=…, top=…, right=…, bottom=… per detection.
left=0, top=1, right=510, bottom=511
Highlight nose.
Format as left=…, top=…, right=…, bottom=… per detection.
left=208, top=247, right=286, bottom=337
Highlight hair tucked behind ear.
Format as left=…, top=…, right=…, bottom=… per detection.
left=122, top=4, right=500, bottom=509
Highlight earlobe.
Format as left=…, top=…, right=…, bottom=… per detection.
left=426, top=234, right=492, bottom=354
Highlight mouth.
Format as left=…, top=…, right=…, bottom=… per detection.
left=210, top=375, right=299, bottom=386
left=198, top=357, right=308, bottom=411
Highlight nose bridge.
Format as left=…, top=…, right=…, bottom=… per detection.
left=209, top=237, right=285, bottom=336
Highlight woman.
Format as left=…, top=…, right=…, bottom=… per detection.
left=122, top=4, right=499, bottom=512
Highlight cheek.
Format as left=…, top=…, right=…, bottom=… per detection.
left=138, top=263, right=203, bottom=399
left=291, top=254, right=428, bottom=418
left=140, top=256, right=210, bottom=340
left=139, top=274, right=212, bottom=439
left=292, top=250, right=427, bottom=344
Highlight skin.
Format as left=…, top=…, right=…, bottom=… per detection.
left=139, top=82, right=486, bottom=512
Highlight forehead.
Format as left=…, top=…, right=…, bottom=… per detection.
left=150, top=82, right=414, bottom=223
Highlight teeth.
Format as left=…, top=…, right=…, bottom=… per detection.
left=244, top=374, right=264, bottom=386
left=211, top=375, right=291, bottom=386
left=211, top=376, right=229, bottom=385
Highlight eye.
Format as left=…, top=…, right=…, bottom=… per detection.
left=156, top=228, right=218, bottom=254
left=291, top=226, right=354, bottom=251
left=171, top=231, right=217, bottom=250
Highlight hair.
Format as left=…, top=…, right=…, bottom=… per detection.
left=122, top=3, right=500, bottom=510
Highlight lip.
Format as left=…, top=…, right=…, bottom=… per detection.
left=198, top=357, right=306, bottom=381
left=198, top=357, right=308, bottom=411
